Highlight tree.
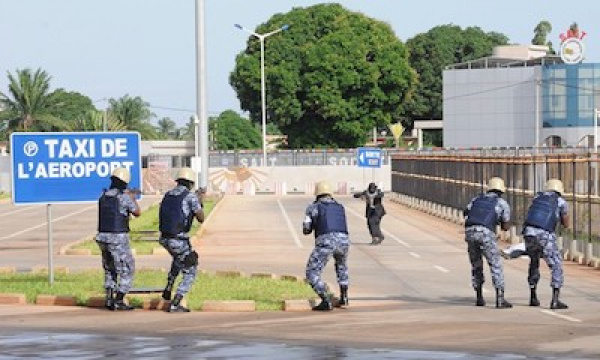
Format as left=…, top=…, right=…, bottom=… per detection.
left=210, top=110, right=261, bottom=150
left=230, top=3, right=416, bottom=148
left=47, top=89, right=96, bottom=125
left=405, top=25, right=509, bottom=123
left=0, top=68, right=65, bottom=132
left=532, top=20, right=555, bottom=54
left=72, top=109, right=127, bottom=132
left=156, top=117, right=177, bottom=139
left=107, top=95, right=158, bottom=139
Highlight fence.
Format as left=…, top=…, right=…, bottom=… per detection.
left=391, top=151, right=600, bottom=261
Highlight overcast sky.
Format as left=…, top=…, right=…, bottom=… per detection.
left=1, top=0, right=598, bottom=126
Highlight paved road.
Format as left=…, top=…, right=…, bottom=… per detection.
left=0, top=195, right=599, bottom=358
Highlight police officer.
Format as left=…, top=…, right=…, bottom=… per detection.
left=353, top=182, right=386, bottom=245
left=464, top=177, right=512, bottom=308
left=304, top=181, right=350, bottom=311
left=96, top=167, right=141, bottom=311
left=522, top=179, right=569, bottom=309
left=159, top=167, right=204, bottom=313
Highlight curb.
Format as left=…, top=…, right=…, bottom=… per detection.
left=280, top=275, right=303, bottom=282
left=216, top=270, right=244, bottom=278
left=0, top=293, right=26, bottom=305
left=202, top=300, right=256, bottom=312
left=65, top=249, right=92, bottom=256
left=36, top=295, right=77, bottom=306
left=32, top=266, right=69, bottom=274
left=251, top=273, right=276, bottom=279
left=283, top=299, right=315, bottom=311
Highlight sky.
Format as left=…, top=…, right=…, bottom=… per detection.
left=1, top=0, right=599, bottom=127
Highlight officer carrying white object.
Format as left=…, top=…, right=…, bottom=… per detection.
left=522, top=179, right=570, bottom=309
left=96, top=167, right=141, bottom=311
left=159, top=167, right=204, bottom=313
left=464, top=177, right=512, bottom=309
left=303, top=181, right=350, bottom=311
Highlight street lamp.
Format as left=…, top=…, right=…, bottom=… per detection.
left=235, top=23, right=289, bottom=166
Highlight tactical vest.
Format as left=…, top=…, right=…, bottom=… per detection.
left=98, top=190, right=130, bottom=233
left=315, top=201, right=348, bottom=237
left=159, top=190, right=193, bottom=237
left=525, top=192, right=559, bottom=232
left=465, top=195, right=499, bottom=232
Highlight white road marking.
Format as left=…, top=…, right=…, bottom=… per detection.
left=540, top=309, right=582, bottom=323
left=434, top=265, right=450, bottom=273
left=409, top=252, right=421, bottom=259
left=345, top=206, right=411, bottom=248
left=0, top=205, right=38, bottom=216
left=276, top=199, right=303, bottom=248
left=0, top=206, right=95, bottom=241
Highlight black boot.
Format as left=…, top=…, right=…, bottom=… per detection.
left=529, top=286, right=540, bottom=307
left=337, top=285, right=348, bottom=307
left=105, top=288, right=114, bottom=310
left=475, top=286, right=485, bottom=306
left=550, top=288, right=568, bottom=309
left=312, top=293, right=333, bottom=311
left=495, top=288, right=512, bottom=309
left=112, top=292, right=134, bottom=311
left=168, top=294, right=190, bottom=313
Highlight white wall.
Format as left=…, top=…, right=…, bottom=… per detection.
left=0, top=156, right=10, bottom=193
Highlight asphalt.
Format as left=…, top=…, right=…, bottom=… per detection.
left=1, top=195, right=600, bottom=359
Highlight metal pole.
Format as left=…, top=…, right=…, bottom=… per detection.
left=195, top=0, right=209, bottom=188
left=102, top=110, right=107, bottom=132
left=47, top=204, right=54, bottom=285
left=594, top=108, right=598, bottom=196
left=260, top=37, right=267, bottom=166
left=535, top=77, right=540, bottom=149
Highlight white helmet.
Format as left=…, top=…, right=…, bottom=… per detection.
left=176, top=167, right=196, bottom=183
left=111, top=167, right=131, bottom=184
left=314, top=181, right=333, bottom=196
left=546, top=179, right=564, bottom=195
left=487, top=177, right=506, bottom=193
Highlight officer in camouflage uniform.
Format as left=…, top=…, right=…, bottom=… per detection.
left=96, top=167, right=141, bottom=311
left=159, top=167, right=204, bottom=313
left=464, top=177, right=512, bottom=309
left=304, top=181, right=350, bottom=311
left=522, top=179, right=569, bottom=309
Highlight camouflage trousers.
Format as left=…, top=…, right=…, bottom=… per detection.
left=466, top=230, right=505, bottom=290
left=305, top=233, right=349, bottom=297
left=524, top=232, right=564, bottom=289
left=97, top=239, right=135, bottom=294
left=159, top=237, right=198, bottom=297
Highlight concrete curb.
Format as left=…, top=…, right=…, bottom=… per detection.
left=202, top=300, right=256, bottom=312
left=64, top=249, right=92, bottom=256
left=215, top=270, right=244, bottom=278
left=283, top=299, right=315, bottom=311
left=0, top=293, right=26, bottom=304
left=280, top=275, right=303, bottom=282
left=250, top=272, right=276, bottom=279
left=36, top=295, right=78, bottom=306
left=32, top=266, right=69, bottom=274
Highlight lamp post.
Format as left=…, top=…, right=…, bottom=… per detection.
left=235, top=23, right=289, bottom=166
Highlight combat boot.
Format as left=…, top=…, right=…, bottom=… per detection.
left=104, top=288, right=114, bottom=310
left=475, top=285, right=485, bottom=306
left=550, top=288, right=568, bottom=310
left=337, top=285, right=348, bottom=307
left=168, top=294, right=190, bottom=313
left=312, top=294, right=333, bottom=311
left=529, top=286, right=540, bottom=307
left=112, top=292, right=134, bottom=311
left=495, top=288, right=512, bottom=309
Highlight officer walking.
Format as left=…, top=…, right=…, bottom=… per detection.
left=522, top=179, right=569, bottom=309
left=159, top=168, right=204, bottom=313
left=96, top=167, right=141, bottom=311
left=464, top=177, right=512, bottom=308
left=304, top=181, right=350, bottom=311
left=353, top=182, right=386, bottom=245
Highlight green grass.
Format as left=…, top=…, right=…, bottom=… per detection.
left=0, top=192, right=10, bottom=201
left=74, top=199, right=216, bottom=255
left=0, top=269, right=315, bottom=311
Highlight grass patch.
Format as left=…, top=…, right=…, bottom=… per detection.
left=0, top=192, right=10, bottom=201
left=74, top=198, right=216, bottom=255
left=0, top=269, right=314, bottom=311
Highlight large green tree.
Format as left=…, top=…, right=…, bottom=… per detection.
left=405, top=25, right=509, bottom=122
left=230, top=3, right=416, bottom=148
left=0, top=68, right=65, bottom=132
left=210, top=110, right=261, bottom=150
left=107, top=95, right=158, bottom=139
left=47, top=89, right=96, bottom=124
left=532, top=20, right=555, bottom=54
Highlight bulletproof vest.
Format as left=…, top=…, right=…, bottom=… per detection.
left=315, top=201, right=348, bottom=237
left=98, top=190, right=130, bottom=233
left=465, top=195, right=499, bottom=232
left=525, top=192, right=559, bottom=232
left=159, top=190, right=192, bottom=236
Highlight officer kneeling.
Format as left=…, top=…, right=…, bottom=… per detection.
left=303, top=181, right=350, bottom=311
left=159, top=168, right=205, bottom=313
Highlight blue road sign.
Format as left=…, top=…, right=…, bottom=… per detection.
left=357, top=147, right=382, bottom=168
left=11, top=132, right=141, bottom=204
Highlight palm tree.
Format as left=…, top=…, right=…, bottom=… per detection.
left=0, top=68, right=64, bottom=131
left=73, top=110, right=127, bottom=131
left=107, top=95, right=158, bottom=139
left=156, top=117, right=177, bottom=139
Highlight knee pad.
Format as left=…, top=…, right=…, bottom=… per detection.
left=183, top=250, right=199, bottom=267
